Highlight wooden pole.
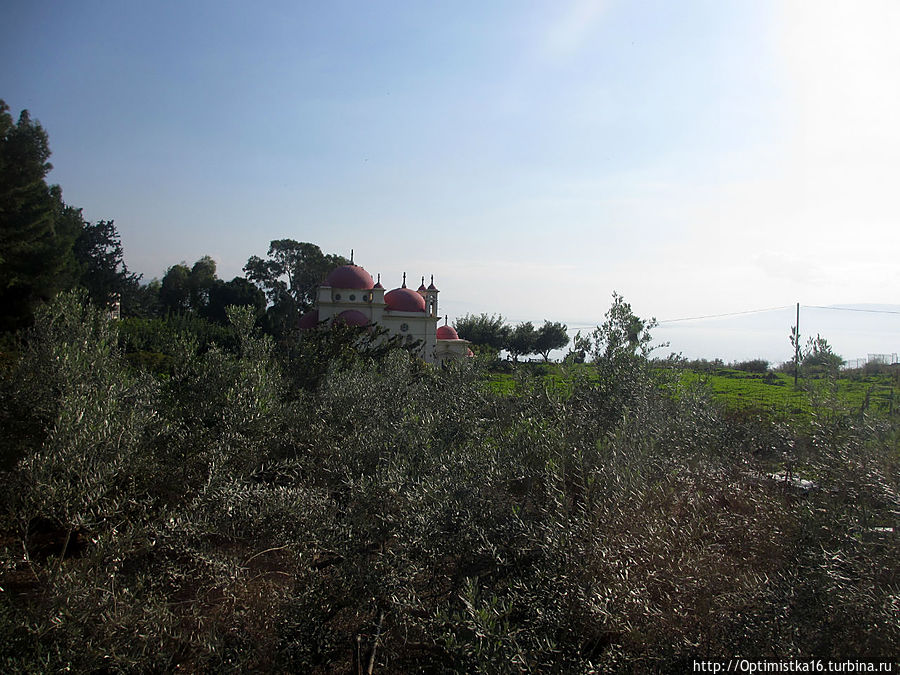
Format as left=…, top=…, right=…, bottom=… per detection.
left=794, top=302, right=800, bottom=388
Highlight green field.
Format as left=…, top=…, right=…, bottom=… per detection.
left=680, top=368, right=896, bottom=418
left=488, top=364, right=898, bottom=420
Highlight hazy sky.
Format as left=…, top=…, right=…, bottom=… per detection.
left=3, top=1, right=898, bottom=362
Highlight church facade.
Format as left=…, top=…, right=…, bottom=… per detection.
left=298, top=261, right=471, bottom=365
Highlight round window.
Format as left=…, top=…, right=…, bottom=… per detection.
left=334, top=293, right=342, bottom=301
left=349, top=294, right=356, bottom=301
left=400, top=323, right=409, bottom=332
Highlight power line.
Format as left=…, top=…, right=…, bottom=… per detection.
left=803, top=305, right=900, bottom=315
left=658, top=305, right=793, bottom=324
left=553, top=303, right=899, bottom=333
left=563, top=305, right=794, bottom=331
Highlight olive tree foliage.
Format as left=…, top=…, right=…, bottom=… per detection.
left=1, top=291, right=898, bottom=671
left=454, top=313, right=509, bottom=354
left=589, top=291, right=660, bottom=364
left=534, top=320, right=569, bottom=362
left=505, top=321, right=537, bottom=362
left=3, top=291, right=159, bottom=516
left=565, top=329, right=591, bottom=363
left=0, top=292, right=306, bottom=670
left=802, top=333, right=844, bottom=376
left=456, top=316, right=568, bottom=362
left=287, top=320, right=424, bottom=393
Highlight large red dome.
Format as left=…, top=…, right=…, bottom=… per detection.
left=298, top=309, right=319, bottom=330
left=437, top=325, right=459, bottom=340
left=325, top=264, right=374, bottom=290
left=334, top=309, right=370, bottom=327
left=384, top=287, right=426, bottom=312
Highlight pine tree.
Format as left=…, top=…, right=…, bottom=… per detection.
left=0, top=101, right=80, bottom=331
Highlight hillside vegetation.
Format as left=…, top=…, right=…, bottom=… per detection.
left=489, top=364, right=897, bottom=423
left=1, top=293, right=898, bottom=672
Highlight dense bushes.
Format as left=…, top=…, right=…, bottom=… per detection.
left=731, top=358, right=769, bottom=373
left=1, top=293, right=897, bottom=671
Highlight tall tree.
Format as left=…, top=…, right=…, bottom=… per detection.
left=0, top=101, right=80, bottom=330
left=188, top=255, right=217, bottom=312
left=244, top=240, right=347, bottom=310
left=454, top=313, right=509, bottom=354
left=244, top=240, right=347, bottom=336
left=505, top=321, right=537, bottom=362
left=158, top=256, right=222, bottom=315
left=203, top=277, right=266, bottom=325
left=126, top=278, right=162, bottom=319
left=74, top=219, right=141, bottom=311
left=590, top=292, right=658, bottom=362
left=159, top=263, right=191, bottom=314
left=534, top=320, right=569, bottom=362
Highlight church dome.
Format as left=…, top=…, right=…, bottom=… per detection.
left=335, top=309, right=370, bottom=326
left=325, top=264, right=374, bottom=289
left=437, top=325, right=459, bottom=340
left=298, top=309, right=319, bottom=330
left=384, top=287, right=426, bottom=312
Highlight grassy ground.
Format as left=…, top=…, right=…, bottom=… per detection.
left=488, top=364, right=898, bottom=421
left=682, top=368, right=896, bottom=418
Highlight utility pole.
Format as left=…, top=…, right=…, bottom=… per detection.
left=793, top=302, right=800, bottom=388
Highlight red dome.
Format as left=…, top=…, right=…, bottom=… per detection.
left=325, top=264, right=374, bottom=290
left=384, top=287, right=426, bottom=312
left=437, top=325, right=459, bottom=340
left=334, top=309, right=370, bottom=327
left=298, top=309, right=319, bottom=330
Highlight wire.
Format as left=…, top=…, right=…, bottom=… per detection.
left=803, top=305, right=900, bottom=315
left=658, top=305, right=793, bottom=324
left=551, top=304, right=898, bottom=333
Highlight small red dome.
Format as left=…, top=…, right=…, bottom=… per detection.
left=325, top=264, right=374, bottom=290
left=298, top=309, right=319, bottom=330
left=334, top=309, right=370, bottom=327
left=384, top=287, right=426, bottom=312
left=437, top=325, right=459, bottom=340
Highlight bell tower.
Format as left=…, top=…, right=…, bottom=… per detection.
left=424, top=275, right=439, bottom=317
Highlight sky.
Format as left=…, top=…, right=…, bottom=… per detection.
left=2, top=0, right=898, bottom=363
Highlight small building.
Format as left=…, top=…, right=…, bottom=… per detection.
left=298, top=260, right=471, bottom=365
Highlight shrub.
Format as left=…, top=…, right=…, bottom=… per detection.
left=1, top=292, right=897, bottom=670
left=731, top=358, right=769, bottom=373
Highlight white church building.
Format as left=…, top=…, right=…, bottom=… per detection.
left=298, top=260, right=471, bottom=365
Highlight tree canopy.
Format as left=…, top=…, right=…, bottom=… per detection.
left=73, top=219, right=141, bottom=310
left=454, top=313, right=509, bottom=354
left=802, top=334, right=844, bottom=376
left=506, top=321, right=537, bottom=362
left=244, top=240, right=347, bottom=311
left=0, top=101, right=80, bottom=330
left=590, top=292, right=659, bottom=362
left=534, top=320, right=569, bottom=362
left=244, top=240, right=348, bottom=337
